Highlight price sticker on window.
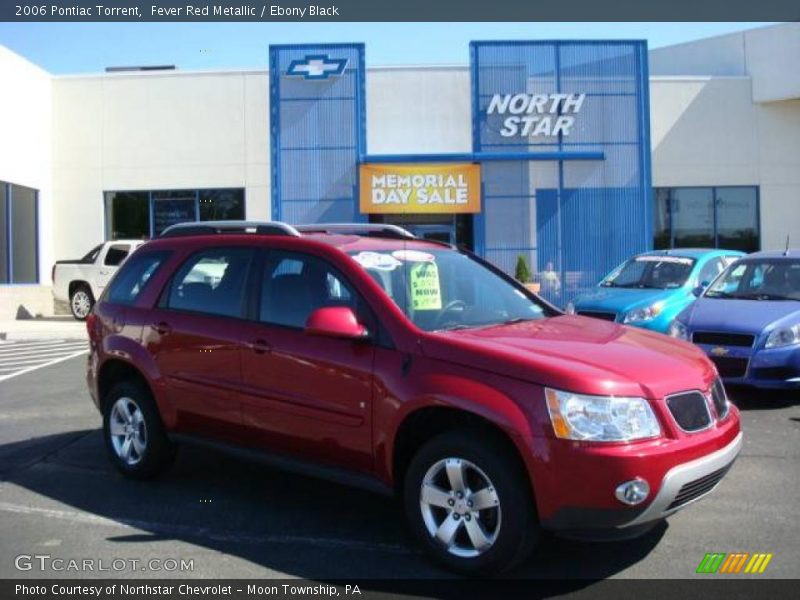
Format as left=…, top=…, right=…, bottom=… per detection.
left=410, top=262, right=442, bottom=311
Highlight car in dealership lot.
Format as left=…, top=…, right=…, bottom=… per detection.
left=86, top=221, right=741, bottom=576
left=566, top=249, right=744, bottom=333
left=52, top=240, right=145, bottom=320
left=669, top=250, right=800, bottom=388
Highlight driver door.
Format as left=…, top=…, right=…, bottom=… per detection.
left=238, top=250, right=376, bottom=472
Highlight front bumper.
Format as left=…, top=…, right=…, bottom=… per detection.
left=534, top=410, right=741, bottom=533
left=698, top=342, right=800, bottom=389
left=621, top=431, right=742, bottom=527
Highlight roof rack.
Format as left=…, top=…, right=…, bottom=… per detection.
left=293, top=223, right=416, bottom=240
left=159, top=221, right=301, bottom=238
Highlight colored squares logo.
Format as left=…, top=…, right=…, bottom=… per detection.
left=697, top=552, right=773, bottom=574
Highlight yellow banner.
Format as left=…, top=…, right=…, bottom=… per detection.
left=359, top=163, right=481, bottom=214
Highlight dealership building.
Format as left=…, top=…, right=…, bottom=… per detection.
left=1, top=22, right=798, bottom=317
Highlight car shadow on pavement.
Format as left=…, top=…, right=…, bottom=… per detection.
left=0, top=429, right=665, bottom=590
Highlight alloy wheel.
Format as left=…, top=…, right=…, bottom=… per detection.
left=71, top=290, right=91, bottom=319
left=419, top=457, right=501, bottom=558
left=109, top=397, right=148, bottom=466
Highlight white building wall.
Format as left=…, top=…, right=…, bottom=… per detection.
left=0, top=45, right=53, bottom=316
left=649, top=22, right=800, bottom=103
left=649, top=75, right=800, bottom=252
left=52, top=69, right=270, bottom=262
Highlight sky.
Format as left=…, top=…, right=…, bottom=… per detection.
left=0, top=22, right=774, bottom=74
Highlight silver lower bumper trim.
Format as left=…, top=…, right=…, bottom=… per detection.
left=620, top=431, right=743, bottom=528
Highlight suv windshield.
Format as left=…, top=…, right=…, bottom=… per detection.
left=601, top=255, right=695, bottom=289
left=349, top=248, right=548, bottom=332
left=705, top=259, right=800, bottom=301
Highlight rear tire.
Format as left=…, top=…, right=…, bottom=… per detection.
left=102, top=380, right=176, bottom=480
left=69, top=284, right=94, bottom=321
left=403, top=429, right=539, bottom=576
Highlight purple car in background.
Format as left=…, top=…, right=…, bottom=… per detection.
left=669, top=250, right=800, bottom=389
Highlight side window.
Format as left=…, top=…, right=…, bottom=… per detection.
left=742, top=265, right=765, bottom=291
left=105, top=250, right=170, bottom=305
left=166, top=248, right=254, bottom=318
left=696, top=258, right=723, bottom=286
left=722, top=263, right=747, bottom=293
left=722, top=255, right=740, bottom=268
left=259, top=252, right=360, bottom=329
left=104, top=244, right=131, bottom=267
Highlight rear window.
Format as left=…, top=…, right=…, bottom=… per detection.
left=105, top=250, right=170, bottom=306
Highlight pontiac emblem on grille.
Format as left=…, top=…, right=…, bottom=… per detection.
left=710, top=346, right=729, bottom=357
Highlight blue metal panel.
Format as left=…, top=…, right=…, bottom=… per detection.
left=361, top=151, right=604, bottom=163
left=270, top=44, right=366, bottom=225
left=471, top=40, right=652, bottom=307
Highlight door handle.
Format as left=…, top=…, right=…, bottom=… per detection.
left=247, top=339, right=272, bottom=354
left=151, top=321, right=172, bottom=335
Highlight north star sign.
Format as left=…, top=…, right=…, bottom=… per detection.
left=487, top=93, right=586, bottom=137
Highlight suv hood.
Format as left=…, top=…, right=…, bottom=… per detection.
left=682, top=297, right=800, bottom=335
left=422, top=315, right=715, bottom=398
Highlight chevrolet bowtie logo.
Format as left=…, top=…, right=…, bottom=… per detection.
left=286, top=55, right=348, bottom=80
left=710, top=346, right=729, bottom=357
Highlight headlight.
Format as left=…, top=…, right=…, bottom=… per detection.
left=565, top=302, right=576, bottom=315
left=623, top=301, right=665, bottom=323
left=765, top=324, right=800, bottom=349
left=668, top=320, right=689, bottom=340
left=545, top=388, right=661, bottom=442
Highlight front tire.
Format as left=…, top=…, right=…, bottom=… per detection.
left=70, top=284, right=94, bottom=321
left=103, top=380, right=176, bottom=480
left=403, top=430, right=539, bottom=576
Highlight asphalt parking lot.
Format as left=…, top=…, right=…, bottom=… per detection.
left=0, top=349, right=798, bottom=582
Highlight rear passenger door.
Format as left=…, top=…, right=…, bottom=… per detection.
left=238, top=250, right=376, bottom=472
left=145, top=247, right=255, bottom=440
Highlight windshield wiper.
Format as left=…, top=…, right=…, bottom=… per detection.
left=501, top=317, right=538, bottom=325
left=435, top=324, right=475, bottom=332
left=736, top=293, right=795, bottom=301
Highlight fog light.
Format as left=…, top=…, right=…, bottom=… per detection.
left=615, top=479, right=650, bottom=505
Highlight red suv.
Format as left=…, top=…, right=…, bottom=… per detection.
left=86, top=221, right=742, bottom=575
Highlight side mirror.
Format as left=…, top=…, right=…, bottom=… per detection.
left=304, top=306, right=369, bottom=340
left=692, top=281, right=709, bottom=297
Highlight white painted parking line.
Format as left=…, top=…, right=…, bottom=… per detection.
left=0, top=342, right=88, bottom=355
left=0, top=347, right=88, bottom=361
left=0, top=339, right=89, bottom=383
left=0, top=338, right=80, bottom=348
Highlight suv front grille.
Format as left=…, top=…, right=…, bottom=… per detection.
left=667, top=465, right=732, bottom=510
left=710, top=378, right=729, bottom=419
left=692, top=331, right=755, bottom=347
left=576, top=310, right=617, bottom=322
left=710, top=356, right=749, bottom=378
left=666, top=391, right=712, bottom=432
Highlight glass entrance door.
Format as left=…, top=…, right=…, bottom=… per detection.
left=406, top=224, right=455, bottom=244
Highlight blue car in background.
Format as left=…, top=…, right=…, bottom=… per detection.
left=566, top=249, right=744, bottom=333
left=669, top=250, right=800, bottom=389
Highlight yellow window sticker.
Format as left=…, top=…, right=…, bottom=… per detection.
left=410, top=262, right=442, bottom=311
